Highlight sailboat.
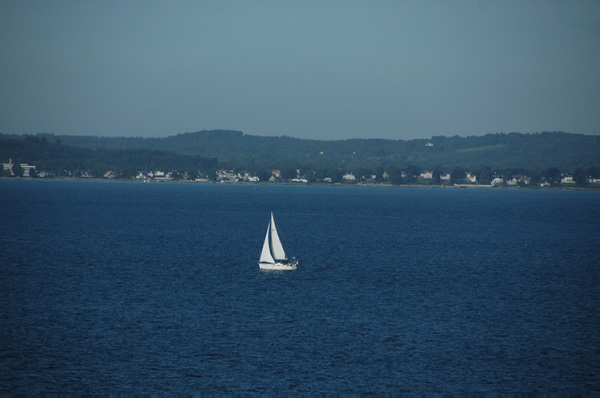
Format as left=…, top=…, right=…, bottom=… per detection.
left=258, top=212, right=299, bottom=271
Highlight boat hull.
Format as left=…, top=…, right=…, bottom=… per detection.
left=258, top=261, right=298, bottom=271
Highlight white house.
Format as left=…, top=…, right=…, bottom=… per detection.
left=2, top=158, right=15, bottom=176
left=20, top=163, right=36, bottom=177
left=243, top=172, right=259, bottom=182
left=216, top=169, right=236, bottom=181
left=154, top=171, right=173, bottom=181
left=466, top=173, right=477, bottom=183
left=440, top=173, right=451, bottom=181
left=419, top=171, right=433, bottom=179
left=342, top=173, right=356, bottom=181
left=517, top=175, right=531, bottom=185
left=561, top=175, right=575, bottom=184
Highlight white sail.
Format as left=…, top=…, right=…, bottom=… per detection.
left=259, top=222, right=275, bottom=263
left=269, top=212, right=287, bottom=260
left=258, top=212, right=298, bottom=271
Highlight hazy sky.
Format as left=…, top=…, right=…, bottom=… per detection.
left=1, top=1, right=599, bottom=140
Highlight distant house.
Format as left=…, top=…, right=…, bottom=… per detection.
left=20, top=163, right=36, bottom=177
left=491, top=177, right=504, bottom=186
left=342, top=173, right=356, bottom=181
left=154, top=171, right=173, bottom=181
left=216, top=169, right=237, bottom=182
left=440, top=173, right=451, bottom=181
left=517, top=175, right=531, bottom=185
left=506, top=177, right=518, bottom=186
left=561, top=175, right=575, bottom=184
left=37, top=171, right=52, bottom=178
left=419, top=171, right=433, bottom=179
left=466, top=173, right=477, bottom=183
left=2, top=158, right=15, bottom=176
left=243, top=172, right=259, bottom=182
left=104, top=170, right=115, bottom=179
left=426, top=142, right=434, bottom=147
left=269, top=169, right=282, bottom=182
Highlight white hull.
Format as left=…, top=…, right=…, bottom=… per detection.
left=258, top=261, right=298, bottom=271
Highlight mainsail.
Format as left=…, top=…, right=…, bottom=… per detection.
left=269, top=212, right=286, bottom=260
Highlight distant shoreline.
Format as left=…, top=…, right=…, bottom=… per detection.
left=2, top=176, right=597, bottom=190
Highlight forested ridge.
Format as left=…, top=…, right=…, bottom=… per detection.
left=20, top=130, right=600, bottom=170
left=0, top=136, right=217, bottom=179
left=1, top=130, right=599, bottom=182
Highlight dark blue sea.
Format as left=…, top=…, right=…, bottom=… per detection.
left=1, top=179, right=599, bottom=394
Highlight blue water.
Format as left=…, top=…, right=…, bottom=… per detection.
left=1, top=179, right=599, bottom=394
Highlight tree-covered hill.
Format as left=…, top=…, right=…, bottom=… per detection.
left=0, top=136, right=217, bottom=178
left=2, top=130, right=599, bottom=172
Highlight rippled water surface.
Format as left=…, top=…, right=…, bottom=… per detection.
left=1, top=180, right=599, bottom=393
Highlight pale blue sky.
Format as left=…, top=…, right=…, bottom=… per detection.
left=1, top=1, right=599, bottom=140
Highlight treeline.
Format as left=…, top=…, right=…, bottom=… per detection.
left=0, top=136, right=217, bottom=178
left=250, top=164, right=600, bottom=186
left=8, top=130, right=599, bottom=172
left=1, top=131, right=600, bottom=186
left=1, top=135, right=599, bottom=188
